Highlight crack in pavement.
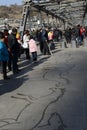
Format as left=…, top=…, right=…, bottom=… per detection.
left=28, top=87, right=66, bottom=130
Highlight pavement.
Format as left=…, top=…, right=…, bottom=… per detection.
left=0, top=43, right=87, bottom=130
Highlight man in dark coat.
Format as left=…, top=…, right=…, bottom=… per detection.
left=41, top=28, right=51, bottom=55
left=8, top=28, right=20, bottom=74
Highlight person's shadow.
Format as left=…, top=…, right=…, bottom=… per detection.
left=0, top=55, right=50, bottom=96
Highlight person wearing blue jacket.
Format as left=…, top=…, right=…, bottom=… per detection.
left=0, top=31, right=9, bottom=80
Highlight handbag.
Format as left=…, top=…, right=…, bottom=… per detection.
left=22, top=42, right=28, bottom=48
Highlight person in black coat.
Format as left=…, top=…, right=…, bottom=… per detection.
left=41, top=28, right=51, bottom=55
left=8, top=28, right=20, bottom=74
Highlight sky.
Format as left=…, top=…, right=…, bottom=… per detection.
left=0, top=0, right=22, bottom=6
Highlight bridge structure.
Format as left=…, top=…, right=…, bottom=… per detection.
left=20, top=0, right=87, bottom=39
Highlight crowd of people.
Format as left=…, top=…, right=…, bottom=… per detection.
left=0, top=24, right=87, bottom=80
left=0, top=26, right=56, bottom=80
left=64, top=25, right=87, bottom=47
left=0, top=28, right=21, bottom=80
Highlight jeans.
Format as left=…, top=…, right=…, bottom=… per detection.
left=32, top=52, right=37, bottom=61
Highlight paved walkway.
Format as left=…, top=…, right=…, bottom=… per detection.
left=0, top=44, right=87, bottom=130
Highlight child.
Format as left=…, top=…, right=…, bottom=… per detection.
left=28, top=35, right=37, bottom=62
left=0, top=31, right=9, bottom=80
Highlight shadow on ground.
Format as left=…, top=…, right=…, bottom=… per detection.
left=0, top=55, right=50, bottom=96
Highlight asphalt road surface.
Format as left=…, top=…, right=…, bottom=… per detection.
left=0, top=45, right=87, bottom=130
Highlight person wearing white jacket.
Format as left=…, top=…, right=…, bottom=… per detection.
left=23, top=30, right=30, bottom=59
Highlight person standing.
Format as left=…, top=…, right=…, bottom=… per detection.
left=4, top=29, right=12, bottom=71
left=23, top=30, right=30, bottom=60
left=41, top=28, right=51, bottom=55
left=28, top=35, right=37, bottom=62
left=38, top=28, right=44, bottom=53
left=0, top=31, right=9, bottom=80
left=8, top=28, right=20, bottom=74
